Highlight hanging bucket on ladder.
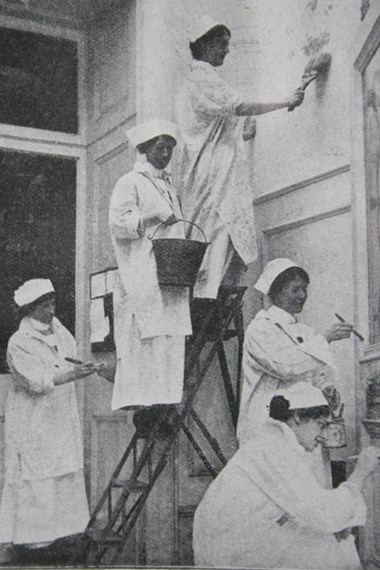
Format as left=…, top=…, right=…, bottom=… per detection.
left=149, top=219, right=209, bottom=287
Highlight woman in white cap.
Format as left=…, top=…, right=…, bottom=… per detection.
left=0, top=279, right=100, bottom=563
left=175, top=16, right=304, bottom=303
left=193, top=382, right=378, bottom=569
left=109, top=119, right=192, bottom=433
left=237, top=258, right=353, bottom=448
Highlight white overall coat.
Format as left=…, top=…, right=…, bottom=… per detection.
left=0, top=316, right=89, bottom=545
left=109, top=161, right=192, bottom=409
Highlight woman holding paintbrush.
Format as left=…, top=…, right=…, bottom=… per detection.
left=0, top=278, right=104, bottom=564
left=237, top=259, right=356, bottom=487
left=175, top=15, right=304, bottom=305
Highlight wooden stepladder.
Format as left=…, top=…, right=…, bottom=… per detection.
left=76, top=286, right=246, bottom=566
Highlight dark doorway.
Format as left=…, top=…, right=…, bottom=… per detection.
left=0, top=150, right=76, bottom=371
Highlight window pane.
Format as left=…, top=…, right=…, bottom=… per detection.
left=0, top=27, right=78, bottom=133
left=0, top=151, right=76, bottom=372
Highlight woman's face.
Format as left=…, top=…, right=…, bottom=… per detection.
left=145, top=135, right=176, bottom=170
left=293, top=415, right=329, bottom=452
left=30, top=295, right=56, bottom=325
left=273, top=276, right=308, bottom=315
left=202, top=30, right=230, bottom=67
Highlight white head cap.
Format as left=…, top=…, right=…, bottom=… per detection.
left=254, top=258, right=301, bottom=295
left=126, top=119, right=177, bottom=149
left=275, top=382, right=328, bottom=410
left=14, top=279, right=54, bottom=307
left=189, top=14, right=225, bottom=43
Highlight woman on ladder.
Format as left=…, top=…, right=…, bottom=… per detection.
left=109, top=119, right=192, bottom=436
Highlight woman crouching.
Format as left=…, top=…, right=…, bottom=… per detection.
left=193, top=382, right=378, bottom=569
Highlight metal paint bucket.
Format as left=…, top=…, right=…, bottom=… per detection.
left=321, top=417, right=347, bottom=449
left=150, top=219, right=209, bottom=287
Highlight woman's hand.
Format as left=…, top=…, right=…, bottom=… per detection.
left=322, top=385, right=341, bottom=412
left=72, top=363, right=100, bottom=379
left=142, top=210, right=172, bottom=225
left=323, top=322, right=353, bottom=343
left=242, top=117, right=257, bottom=141
left=334, top=528, right=352, bottom=542
left=163, top=214, right=178, bottom=226
left=349, top=446, right=380, bottom=488
left=96, top=363, right=116, bottom=384
left=54, top=362, right=99, bottom=385
left=287, top=89, right=304, bottom=109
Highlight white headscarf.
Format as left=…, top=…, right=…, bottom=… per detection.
left=275, top=382, right=328, bottom=410
left=14, top=279, right=54, bottom=307
left=188, top=15, right=225, bottom=43
left=126, top=119, right=177, bottom=148
left=254, top=258, right=301, bottom=295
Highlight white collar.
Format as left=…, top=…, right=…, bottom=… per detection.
left=134, top=160, right=170, bottom=180
left=20, top=316, right=57, bottom=337
left=265, top=419, right=306, bottom=458
left=191, top=59, right=215, bottom=72
left=29, top=317, right=54, bottom=334
left=267, top=304, right=297, bottom=325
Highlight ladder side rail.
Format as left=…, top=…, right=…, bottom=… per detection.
left=188, top=408, right=228, bottom=466
left=217, top=342, right=238, bottom=428
left=85, top=288, right=246, bottom=563
left=85, top=431, right=140, bottom=528
left=179, top=419, right=218, bottom=477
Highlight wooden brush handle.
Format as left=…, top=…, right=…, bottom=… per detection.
left=288, top=72, right=318, bottom=112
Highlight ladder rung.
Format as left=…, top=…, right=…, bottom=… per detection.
left=111, top=478, right=148, bottom=491
left=85, top=529, right=123, bottom=545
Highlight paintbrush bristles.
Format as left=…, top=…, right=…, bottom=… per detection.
left=304, top=52, right=332, bottom=76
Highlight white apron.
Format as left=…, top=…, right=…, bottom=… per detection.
left=109, top=161, right=192, bottom=409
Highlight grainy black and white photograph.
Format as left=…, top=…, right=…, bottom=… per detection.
left=0, top=0, right=379, bottom=568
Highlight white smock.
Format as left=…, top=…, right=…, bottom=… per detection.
left=193, top=419, right=365, bottom=569
left=0, top=317, right=89, bottom=545
left=109, top=160, right=192, bottom=410
left=237, top=305, right=337, bottom=445
left=175, top=60, right=257, bottom=299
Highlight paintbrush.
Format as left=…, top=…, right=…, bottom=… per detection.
left=334, top=313, right=364, bottom=342
left=288, top=52, right=332, bottom=111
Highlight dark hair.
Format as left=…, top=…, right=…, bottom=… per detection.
left=19, top=292, right=55, bottom=319
left=189, top=25, right=231, bottom=60
left=269, top=395, right=330, bottom=422
left=268, top=266, right=310, bottom=302
left=136, top=135, right=176, bottom=155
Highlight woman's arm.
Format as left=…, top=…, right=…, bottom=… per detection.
left=53, top=363, right=100, bottom=385
left=242, top=440, right=372, bottom=535
left=244, top=320, right=331, bottom=382
left=236, top=90, right=304, bottom=116
left=7, top=336, right=98, bottom=393
left=109, top=175, right=173, bottom=239
left=109, top=177, right=144, bottom=240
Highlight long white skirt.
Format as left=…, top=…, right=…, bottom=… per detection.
left=112, top=312, right=186, bottom=410
left=0, top=468, right=89, bottom=545
left=192, top=212, right=246, bottom=300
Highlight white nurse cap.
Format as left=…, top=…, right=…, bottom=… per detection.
left=14, top=278, right=54, bottom=307
left=275, top=382, right=329, bottom=410
left=126, top=119, right=177, bottom=148
left=189, top=15, right=226, bottom=43
left=254, top=258, right=301, bottom=295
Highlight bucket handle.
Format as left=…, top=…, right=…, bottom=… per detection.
left=148, top=219, right=207, bottom=242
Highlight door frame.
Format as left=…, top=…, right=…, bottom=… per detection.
left=0, top=13, right=90, bottom=460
